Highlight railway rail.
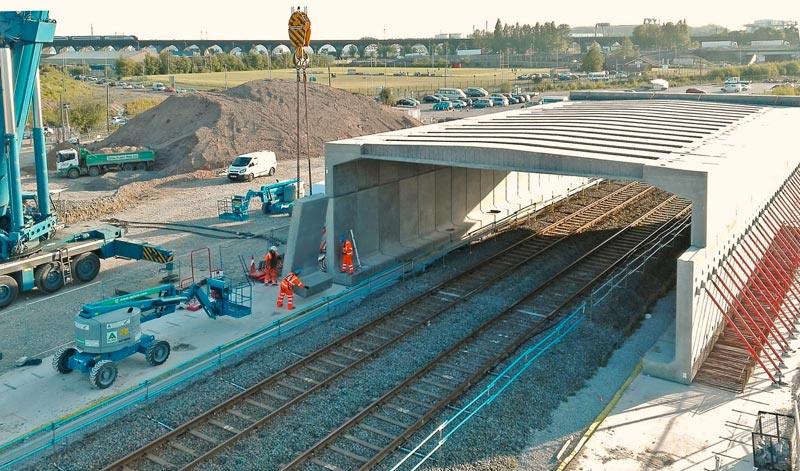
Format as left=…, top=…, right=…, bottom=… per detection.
left=101, top=181, right=656, bottom=471
left=283, top=195, right=690, bottom=470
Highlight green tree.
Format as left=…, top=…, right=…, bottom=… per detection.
left=70, top=102, right=104, bottom=132
left=143, top=55, right=161, bottom=75
left=115, top=57, right=137, bottom=78
left=582, top=45, right=604, bottom=72
left=378, top=87, right=396, bottom=105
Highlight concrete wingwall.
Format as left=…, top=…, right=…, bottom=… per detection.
left=642, top=109, right=800, bottom=384
left=323, top=158, right=588, bottom=284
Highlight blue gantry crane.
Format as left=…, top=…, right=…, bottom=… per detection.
left=0, top=11, right=177, bottom=308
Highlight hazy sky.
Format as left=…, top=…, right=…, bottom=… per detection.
left=10, top=1, right=800, bottom=39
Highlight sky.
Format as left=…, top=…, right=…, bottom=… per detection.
left=10, top=1, right=800, bottom=40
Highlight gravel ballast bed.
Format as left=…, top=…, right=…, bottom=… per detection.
left=20, top=227, right=531, bottom=470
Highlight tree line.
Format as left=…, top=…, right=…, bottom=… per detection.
left=472, top=20, right=572, bottom=54
left=116, top=51, right=334, bottom=77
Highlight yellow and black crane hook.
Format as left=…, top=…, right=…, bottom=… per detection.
left=288, top=7, right=313, bottom=197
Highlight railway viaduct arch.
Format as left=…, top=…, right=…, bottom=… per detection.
left=285, top=93, right=800, bottom=386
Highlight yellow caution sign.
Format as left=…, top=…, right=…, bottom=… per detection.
left=288, top=8, right=311, bottom=50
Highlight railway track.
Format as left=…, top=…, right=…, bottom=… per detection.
left=101, top=181, right=654, bottom=471
left=283, top=195, right=690, bottom=471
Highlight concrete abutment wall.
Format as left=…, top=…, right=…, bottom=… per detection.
left=321, top=158, right=588, bottom=283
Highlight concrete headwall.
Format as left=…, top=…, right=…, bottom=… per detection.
left=323, top=158, right=588, bottom=283
left=643, top=107, right=800, bottom=383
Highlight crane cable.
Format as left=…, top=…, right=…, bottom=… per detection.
left=302, top=68, right=312, bottom=196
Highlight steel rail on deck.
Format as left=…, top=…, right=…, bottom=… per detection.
left=283, top=196, right=690, bottom=470
left=103, top=182, right=652, bottom=471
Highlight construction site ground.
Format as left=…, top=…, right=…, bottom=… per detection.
left=570, top=289, right=800, bottom=471
left=1, top=159, right=331, bottom=444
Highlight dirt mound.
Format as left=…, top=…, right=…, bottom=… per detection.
left=97, top=80, right=419, bottom=174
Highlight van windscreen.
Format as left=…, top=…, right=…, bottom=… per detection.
left=232, top=156, right=251, bottom=167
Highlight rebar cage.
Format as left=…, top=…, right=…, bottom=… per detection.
left=753, top=411, right=796, bottom=471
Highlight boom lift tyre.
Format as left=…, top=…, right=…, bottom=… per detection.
left=72, top=252, right=101, bottom=282
left=52, top=346, right=77, bottom=374
left=90, top=360, right=117, bottom=389
left=145, top=340, right=170, bottom=366
left=0, top=275, right=19, bottom=308
left=34, top=263, right=64, bottom=293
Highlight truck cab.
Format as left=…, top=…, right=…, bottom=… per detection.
left=227, top=151, right=277, bottom=182
left=56, top=148, right=81, bottom=179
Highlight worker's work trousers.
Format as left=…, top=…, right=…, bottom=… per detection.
left=264, top=267, right=278, bottom=285
left=276, top=285, right=294, bottom=310
left=341, top=254, right=354, bottom=274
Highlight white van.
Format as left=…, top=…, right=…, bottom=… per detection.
left=435, top=88, right=467, bottom=101
left=227, top=151, right=277, bottom=181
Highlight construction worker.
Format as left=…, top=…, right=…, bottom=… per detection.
left=263, top=246, right=280, bottom=286
left=276, top=270, right=306, bottom=310
left=340, top=236, right=354, bottom=274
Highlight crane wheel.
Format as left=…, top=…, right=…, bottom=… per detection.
left=145, top=340, right=171, bottom=366
left=72, top=253, right=101, bottom=282
left=0, top=275, right=18, bottom=309
left=35, top=263, right=65, bottom=293
left=53, top=346, right=78, bottom=374
left=90, top=360, right=117, bottom=389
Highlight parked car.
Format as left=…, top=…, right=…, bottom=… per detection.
left=450, top=100, right=467, bottom=109
left=42, top=126, right=53, bottom=135
left=152, top=82, right=166, bottom=91
left=465, top=87, right=489, bottom=97
left=422, top=95, right=442, bottom=103
left=432, top=101, right=453, bottom=111
left=110, top=116, right=127, bottom=125
left=433, top=93, right=450, bottom=101
left=512, top=93, right=528, bottom=103
left=123, top=84, right=134, bottom=89
left=685, top=88, right=707, bottom=94
left=721, top=83, right=742, bottom=93
left=490, top=94, right=509, bottom=106
left=395, top=98, right=419, bottom=108
left=473, top=98, right=494, bottom=108
left=460, top=97, right=473, bottom=106
left=502, top=93, right=519, bottom=104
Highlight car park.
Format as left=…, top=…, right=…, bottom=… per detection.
left=512, top=93, right=528, bottom=103
left=432, top=101, right=453, bottom=111
left=502, top=93, right=519, bottom=104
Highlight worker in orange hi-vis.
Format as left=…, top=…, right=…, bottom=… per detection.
left=340, top=236, right=354, bottom=274
left=276, top=271, right=307, bottom=310
left=263, top=246, right=280, bottom=286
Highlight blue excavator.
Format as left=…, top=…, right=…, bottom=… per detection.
left=0, top=11, right=175, bottom=308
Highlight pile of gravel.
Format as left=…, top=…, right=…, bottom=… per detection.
left=94, top=80, right=420, bottom=174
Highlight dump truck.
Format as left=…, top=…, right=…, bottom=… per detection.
left=56, top=146, right=155, bottom=178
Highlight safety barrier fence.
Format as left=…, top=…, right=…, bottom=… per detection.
left=0, top=179, right=600, bottom=469
left=698, top=164, right=800, bottom=390
left=389, top=204, right=691, bottom=470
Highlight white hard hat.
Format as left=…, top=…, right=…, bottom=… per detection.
left=270, top=246, right=277, bottom=252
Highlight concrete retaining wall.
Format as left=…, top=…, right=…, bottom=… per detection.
left=323, top=158, right=588, bottom=284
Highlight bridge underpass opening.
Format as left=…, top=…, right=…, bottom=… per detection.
left=284, top=94, right=800, bottom=388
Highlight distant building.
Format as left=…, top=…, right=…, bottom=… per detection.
left=570, top=25, right=637, bottom=38
left=745, top=19, right=798, bottom=33
left=41, top=49, right=153, bottom=71
left=434, top=33, right=462, bottom=40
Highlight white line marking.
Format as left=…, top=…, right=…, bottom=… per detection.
left=517, top=309, right=546, bottom=318
left=437, top=291, right=461, bottom=298
left=26, top=281, right=102, bottom=306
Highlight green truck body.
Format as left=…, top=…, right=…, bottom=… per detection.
left=56, top=147, right=156, bottom=178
